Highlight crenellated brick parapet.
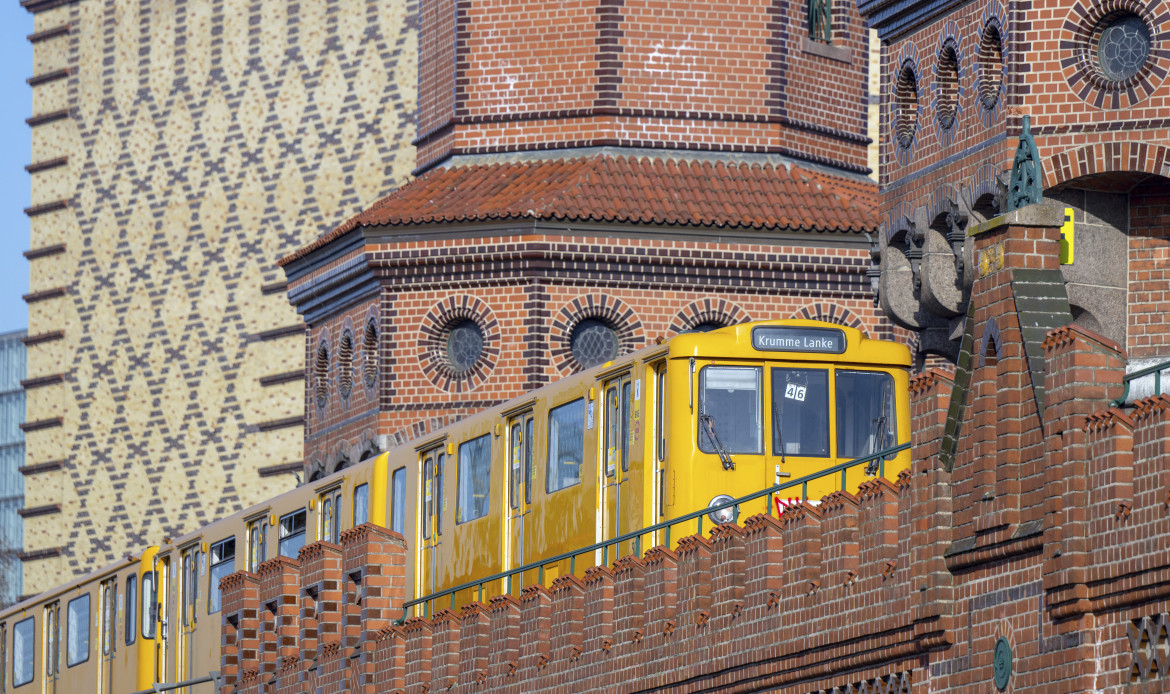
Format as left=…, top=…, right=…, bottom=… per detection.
left=221, top=211, right=1170, bottom=692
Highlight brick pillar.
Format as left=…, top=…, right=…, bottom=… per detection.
left=518, top=585, right=552, bottom=679
left=402, top=618, right=433, bottom=692
left=582, top=565, right=615, bottom=673
left=429, top=610, right=461, bottom=691
left=779, top=504, right=822, bottom=639
left=487, top=594, right=521, bottom=683
left=817, top=491, right=860, bottom=632
left=458, top=602, right=490, bottom=687
left=257, top=556, right=301, bottom=683
left=220, top=571, right=260, bottom=694
left=742, top=514, right=783, bottom=625
left=675, top=534, right=712, bottom=643
left=709, top=523, right=746, bottom=638
left=373, top=627, right=405, bottom=692
left=641, top=546, right=679, bottom=653
left=1131, top=396, right=1170, bottom=528
left=342, top=524, right=407, bottom=694
left=548, top=575, right=585, bottom=675
left=297, top=541, right=343, bottom=664
left=612, top=555, right=646, bottom=649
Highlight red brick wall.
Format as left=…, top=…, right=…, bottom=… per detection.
left=1127, top=179, right=1170, bottom=359
left=226, top=215, right=1170, bottom=694
left=415, top=0, right=872, bottom=173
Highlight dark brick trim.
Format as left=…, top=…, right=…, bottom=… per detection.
left=18, top=547, right=63, bottom=562
left=415, top=108, right=869, bottom=147
left=20, top=417, right=62, bottom=433
left=255, top=416, right=304, bottom=432
left=24, top=199, right=68, bottom=217
left=594, top=0, right=626, bottom=108
left=25, top=108, right=70, bottom=126
left=27, top=24, right=70, bottom=42
left=258, top=462, right=305, bottom=477
left=23, top=286, right=68, bottom=304
left=23, top=244, right=66, bottom=260
left=765, top=0, right=790, bottom=117
left=260, top=281, right=288, bottom=295
left=416, top=139, right=871, bottom=177
left=452, top=0, right=472, bottom=118
left=25, top=156, right=68, bottom=174
left=252, top=324, right=303, bottom=342
left=259, top=371, right=304, bottom=387
left=22, top=330, right=64, bottom=346
left=19, top=460, right=64, bottom=476
left=17, top=504, right=61, bottom=519
left=27, top=68, right=69, bottom=86
left=21, top=373, right=65, bottom=390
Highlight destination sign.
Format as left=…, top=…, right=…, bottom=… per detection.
left=751, top=326, right=846, bottom=354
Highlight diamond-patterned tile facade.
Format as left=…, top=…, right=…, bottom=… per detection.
left=22, top=0, right=417, bottom=592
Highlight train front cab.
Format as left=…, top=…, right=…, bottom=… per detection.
left=661, top=321, right=912, bottom=535
left=0, top=548, right=158, bottom=694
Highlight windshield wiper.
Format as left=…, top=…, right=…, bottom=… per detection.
left=699, top=413, right=735, bottom=470
left=865, top=415, right=889, bottom=475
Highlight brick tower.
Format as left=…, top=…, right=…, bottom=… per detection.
left=17, top=0, right=417, bottom=593
left=283, top=0, right=896, bottom=477
left=862, top=0, right=1170, bottom=368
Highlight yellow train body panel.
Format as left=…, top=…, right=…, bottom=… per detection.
left=0, top=320, right=910, bottom=689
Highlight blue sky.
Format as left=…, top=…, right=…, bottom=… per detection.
left=0, top=4, right=32, bottom=335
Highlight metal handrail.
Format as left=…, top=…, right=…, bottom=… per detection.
left=128, top=671, right=221, bottom=694
left=1111, top=359, right=1170, bottom=407
left=401, top=441, right=911, bottom=621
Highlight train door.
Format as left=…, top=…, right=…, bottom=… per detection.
left=651, top=364, right=668, bottom=544
left=178, top=545, right=201, bottom=691
left=98, top=577, right=117, bottom=694
left=417, top=445, right=447, bottom=610
left=154, top=554, right=171, bottom=684
left=41, top=601, right=59, bottom=694
left=506, top=412, right=534, bottom=573
left=602, top=374, right=635, bottom=555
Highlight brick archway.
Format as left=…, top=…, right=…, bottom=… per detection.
left=1045, top=142, right=1170, bottom=190
left=790, top=304, right=866, bottom=332
left=668, top=299, right=752, bottom=335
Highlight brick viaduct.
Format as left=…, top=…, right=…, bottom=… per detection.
left=218, top=208, right=1170, bottom=692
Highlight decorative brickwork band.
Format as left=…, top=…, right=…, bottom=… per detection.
left=26, top=24, right=69, bottom=42
left=18, top=460, right=64, bottom=476
left=19, top=417, right=62, bottom=433
left=253, top=416, right=304, bottom=433
left=22, top=286, right=68, bottom=303
left=20, top=373, right=65, bottom=390
left=21, top=330, right=64, bottom=346
left=258, top=371, right=303, bottom=387
left=26, top=68, right=69, bottom=86
left=17, top=504, right=61, bottom=518
left=22, top=243, right=66, bottom=260
left=24, top=108, right=70, bottom=127
left=22, top=200, right=68, bottom=217
left=24, top=157, right=67, bottom=174
left=18, top=547, right=63, bottom=562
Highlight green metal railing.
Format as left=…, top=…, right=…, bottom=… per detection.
left=1111, top=359, right=1170, bottom=407
left=401, top=441, right=911, bottom=621
left=129, top=672, right=221, bottom=694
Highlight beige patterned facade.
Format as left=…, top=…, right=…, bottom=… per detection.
left=20, top=0, right=417, bottom=595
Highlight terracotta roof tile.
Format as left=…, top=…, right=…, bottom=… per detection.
left=280, top=154, right=877, bottom=266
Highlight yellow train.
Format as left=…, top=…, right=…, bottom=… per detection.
left=0, top=320, right=910, bottom=692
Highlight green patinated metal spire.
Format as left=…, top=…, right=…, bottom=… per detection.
left=1007, top=115, right=1043, bottom=211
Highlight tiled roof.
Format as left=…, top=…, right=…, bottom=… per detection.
left=280, top=154, right=877, bottom=266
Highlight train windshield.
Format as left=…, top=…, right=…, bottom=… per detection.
left=835, top=370, right=897, bottom=458
left=698, top=366, right=762, bottom=454
left=771, top=368, right=829, bottom=457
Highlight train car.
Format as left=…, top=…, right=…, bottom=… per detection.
left=0, top=548, right=158, bottom=694
left=398, top=319, right=911, bottom=611
left=1, top=320, right=910, bottom=690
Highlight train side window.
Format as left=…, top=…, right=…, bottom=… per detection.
left=247, top=519, right=266, bottom=572
left=525, top=418, right=534, bottom=504
left=698, top=366, right=763, bottom=454
left=66, top=594, right=90, bottom=667
left=142, top=571, right=157, bottom=639
left=208, top=538, right=235, bottom=614
left=509, top=422, right=522, bottom=510
left=101, top=581, right=116, bottom=657
left=12, top=617, right=33, bottom=687
left=656, top=367, right=667, bottom=462
left=319, top=488, right=342, bottom=544
left=278, top=510, right=308, bottom=558
left=456, top=434, right=491, bottom=523
left=435, top=453, right=445, bottom=535
left=353, top=483, right=369, bottom=526
left=770, top=367, right=829, bottom=457
left=547, top=398, right=585, bottom=493
left=391, top=467, right=406, bottom=534
left=621, top=381, right=632, bottom=472
left=835, top=370, right=897, bottom=459
left=422, top=456, right=434, bottom=539
left=124, top=575, right=137, bottom=645
left=43, top=603, right=59, bottom=679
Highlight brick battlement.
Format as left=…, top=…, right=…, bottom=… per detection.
left=222, top=212, right=1170, bottom=691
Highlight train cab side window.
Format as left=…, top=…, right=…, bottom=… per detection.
left=435, top=453, right=445, bottom=535
left=547, top=398, right=586, bottom=492
left=835, top=370, right=898, bottom=459
left=353, top=483, right=369, bottom=526
left=698, top=366, right=763, bottom=454
left=142, top=571, right=157, bottom=639
left=208, top=538, right=236, bottom=614
left=247, top=520, right=266, bottom=572
left=391, top=467, right=406, bottom=534
left=770, top=367, right=829, bottom=457
left=279, top=510, right=308, bottom=558
left=457, top=435, right=491, bottom=523
left=100, top=581, right=116, bottom=657
left=66, top=594, right=90, bottom=667
left=124, top=575, right=137, bottom=645
left=319, top=488, right=342, bottom=544
left=12, top=617, right=33, bottom=687
left=656, top=367, right=667, bottom=463
left=422, top=456, right=434, bottom=539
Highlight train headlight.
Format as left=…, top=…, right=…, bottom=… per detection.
left=707, top=495, right=738, bottom=525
